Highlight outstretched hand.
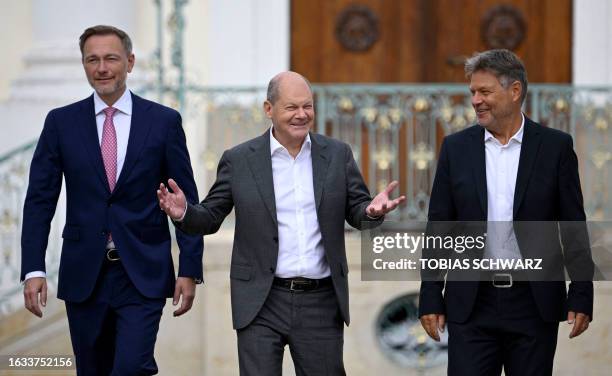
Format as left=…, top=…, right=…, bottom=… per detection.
left=366, top=181, right=406, bottom=218
left=157, top=178, right=187, bottom=220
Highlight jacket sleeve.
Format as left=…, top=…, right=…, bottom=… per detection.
left=344, top=143, right=383, bottom=230
left=165, top=112, right=204, bottom=281
left=21, top=110, right=63, bottom=281
left=418, top=137, right=454, bottom=317
left=175, top=150, right=235, bottom=236
left=557, top=134, right=594, bottom=319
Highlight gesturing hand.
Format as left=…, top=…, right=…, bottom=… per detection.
left=157, top=178, right=187, bottom=221
left=366, top=181, right=406, bottom=218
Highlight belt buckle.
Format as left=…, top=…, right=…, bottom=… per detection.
left=289, top=279, right=310, bottom=291
left=106, top=248, right=120, bottom=261
left=492, top=272, right=512, bottom=288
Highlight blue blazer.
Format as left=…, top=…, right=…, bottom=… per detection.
left=21, top=92, right=203, bottom=302
left=419, top=117, right=594, bottom=322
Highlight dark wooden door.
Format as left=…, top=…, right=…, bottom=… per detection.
left=291, top=0, right=571, bottom=83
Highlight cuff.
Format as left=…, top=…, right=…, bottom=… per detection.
left=24, top=271, right=46, bottom=281
left=176, top=202, right=188, bottom=222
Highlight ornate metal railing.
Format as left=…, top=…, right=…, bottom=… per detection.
left=0, top=84, right=610, bottom=316
left=314, top=84, right=612, bottom=221
left=0, top=141, right=63, bottom=315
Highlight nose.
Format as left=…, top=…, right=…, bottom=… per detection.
left=295, top=107, right=307, bottom=118
left=471, top=92, right=482, bottom=107
left=97, top=60, right=108, bottom=74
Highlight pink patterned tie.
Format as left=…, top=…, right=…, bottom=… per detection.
left=101, top=107, right=118, bottom=192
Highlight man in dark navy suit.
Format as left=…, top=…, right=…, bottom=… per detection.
left=21, top=25, right=203, bottom=375
left=419, top=49, right=593, bottom=375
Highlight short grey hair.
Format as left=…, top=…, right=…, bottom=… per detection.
left=266, top=72, right=313, bottom=104
left=465, top=49, right=528, bottom=103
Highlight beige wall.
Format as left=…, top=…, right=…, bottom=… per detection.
left=0, top=1, right=32, bottom=101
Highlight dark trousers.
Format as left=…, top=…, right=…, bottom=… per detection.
left=65, top=260, right=165, bottom=376
left=236, top=284, right=345, bottom=376
left=447, top=282, right=559, bottom=376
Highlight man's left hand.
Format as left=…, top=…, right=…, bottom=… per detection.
left=366, top=180, right=406, bottom=218
left=173, top=277, right=196, bottom=317
left=568, top=311, right=590, bottom=338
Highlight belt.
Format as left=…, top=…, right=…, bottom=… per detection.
left=483, top=270, right=530, bottom=288
left=273, top=277, right=332, bottom=292
left=106, top=248, right=120, bottom=262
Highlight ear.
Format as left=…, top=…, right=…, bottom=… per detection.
left=263, top=100, right=273, bottom=119
left=511, top=81, right=522, bottom=103
left=127, top=53, right=135, bottom=73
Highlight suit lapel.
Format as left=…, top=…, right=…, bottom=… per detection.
left=513, top=118, right=542, bottom=218
left=78, top=95, right=110, bottom=193
left=246, top=131, right=278, bottom=226
left=113, top=93, right=153, bottom=195
left=469, top=126, right=487, bottom=217
left=310, top=133, right=331, bottom=211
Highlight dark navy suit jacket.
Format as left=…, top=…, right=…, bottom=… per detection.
left=21, top=92, right=203, bottom=302
left=419, top=117, right=594, bottom=323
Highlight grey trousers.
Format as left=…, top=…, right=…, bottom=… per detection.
left=236, top=283, right=346, bottom=376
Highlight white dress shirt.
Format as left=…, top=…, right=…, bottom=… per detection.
left=483, top=114, right=524, bottom=265
left=25, top=88, right=133, bottom=281
left=270, top=128, right=331, bottom=279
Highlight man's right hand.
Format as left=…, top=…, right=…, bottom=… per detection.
left=157, top=178, right=187, bottom=221
left=419, top=313, right=446, bottom=341
left=23, top=277, right=47, bottom=318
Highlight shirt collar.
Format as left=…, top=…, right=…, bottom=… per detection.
left=484, top=113, right=525, bottom=144
left=269, top=126, right=311, bottom=156
left=94, top=87, right=132, bottom=116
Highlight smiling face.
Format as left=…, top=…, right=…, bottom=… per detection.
left=469, top=70, right=522, bottom=131
left=264, top=73, right=314, bottom=152
left=82, top=34, right=134, bottom=105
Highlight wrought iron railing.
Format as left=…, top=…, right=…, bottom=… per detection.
left=313, top=84, right=612, bottom=221
left=0, top=140, right=63, bottom=315
left=0, top=84, right=610, bottom=316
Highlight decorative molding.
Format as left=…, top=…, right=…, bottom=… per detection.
left=335, top=4, right=379, bottom=52
left=481, top=5, right=526, bottom=50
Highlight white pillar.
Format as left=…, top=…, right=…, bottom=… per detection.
left=573, top=0, right=612, bottom=84
left=206, top=0, right=289, bottom=86
left=0, top=0, right=149, bottom=153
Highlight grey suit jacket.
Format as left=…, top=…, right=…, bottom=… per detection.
left=176, top=130, right=382, bottom=329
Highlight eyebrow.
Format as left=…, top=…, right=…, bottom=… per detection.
left=85, top=53, right=121, bottom=59
left=469, top=84, right=494, bottom=91
left=284, top=101, right=313, bottom=106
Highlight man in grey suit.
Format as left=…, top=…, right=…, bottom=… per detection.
left=157, top=71, right=404, bottom=375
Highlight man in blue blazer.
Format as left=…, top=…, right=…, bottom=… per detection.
left=21, top=25, right=203, bottom=375
left=419, top=49, right=593, bottom=375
